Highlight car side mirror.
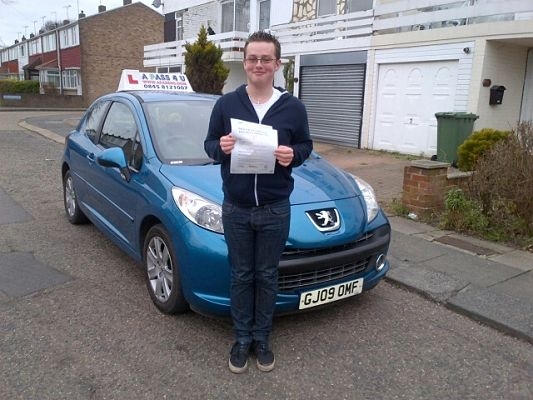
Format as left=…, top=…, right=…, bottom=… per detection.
left=97, top=147, right=131, bottom=182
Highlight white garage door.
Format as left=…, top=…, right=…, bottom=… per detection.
left=373, top=60, right=458, bottom=156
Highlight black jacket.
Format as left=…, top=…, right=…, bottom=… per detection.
left=204, top=84, right=313, bottom=207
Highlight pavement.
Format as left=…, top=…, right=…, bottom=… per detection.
left=3, top=108, right=533, bottom=345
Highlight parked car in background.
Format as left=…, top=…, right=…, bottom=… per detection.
left=60, top=70, right=391, bottom=317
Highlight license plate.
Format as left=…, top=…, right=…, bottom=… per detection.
left=298, top=278, right=364, bottom=310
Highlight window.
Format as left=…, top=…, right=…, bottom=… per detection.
left=29, top=39, right=39, bottom=55
left=43, top=34, right=56, bottom=52
left=318, top=0, right=336, bottom=17
left=157, top=66, right=182, bottom=73
left=144, top=100, right=215, bottom=163
left=44, top=70, right=60, bottom=88
left=84, top=100, right=110, bottom=143
left=59, top=26, right=79, bottom=48
left=221, top=1, right=234, bottom=32
left=19, top=45, right=25, bottom=57
left=176, top=12, right=183, bottom=41
left=221, top=0, right=249, bottom=32
left=62, top=69, right=79, bottom=89
left=100, top=102, right=142, bottom=169
left=259, top=0, right=270, bottom=30
left=346, top=0, right=373, bottom=13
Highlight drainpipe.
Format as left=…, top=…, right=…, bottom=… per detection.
left=56, top=29, right=63, bottom=94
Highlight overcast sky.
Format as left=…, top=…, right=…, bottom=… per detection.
left=0, top=0, right=162, bottom=47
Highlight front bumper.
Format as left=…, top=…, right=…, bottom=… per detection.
left=180, top=223, right=391, bottom=317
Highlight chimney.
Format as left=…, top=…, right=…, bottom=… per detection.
left=98, top=5, right=106, bottom=13
left=79, top=10, right=86, bottom=18
left=123, top=0, right=132, bottom=5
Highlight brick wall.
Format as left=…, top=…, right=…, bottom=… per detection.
left=79, top=3, right=163, bottom=106
left=402, top=160, right=471, bottom=217
left=0, top=93, right=84, bottom=108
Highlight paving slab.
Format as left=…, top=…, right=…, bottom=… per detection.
left=387, top=263, right=468, bottom=303
left=418, top=249, right=524, bottom=288
left=448, top=283, right=533, bottom=344
left=0, top=252, right=72, bottom=298
left=0, top=187, right=33, bottom=224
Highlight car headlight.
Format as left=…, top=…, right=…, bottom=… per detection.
left=171, top=187, right=223, bottom=233
left=350, top=175, right=379, bottom=222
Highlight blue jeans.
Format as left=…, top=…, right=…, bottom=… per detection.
left=222, top=199, right=290, bottom=344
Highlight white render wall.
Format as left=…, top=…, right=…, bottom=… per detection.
left=367, top=19, right=533, bottom=143
left=474, top=41, right=529, bottom=131
left=182, top=3, right=219, bottom=39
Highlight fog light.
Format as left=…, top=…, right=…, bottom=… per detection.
left=375, top=254, right=386, bottom=271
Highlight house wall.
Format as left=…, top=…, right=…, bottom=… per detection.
left=183, top=3, right=218, bottom=39
left=474, top=41, right=528, bottom=131
left=2, top=60, right=19, bottom=74
left=370, top=19, right=533, bottom=140
left=17, top=43, right=28, bottom=76
left=363, top=41, right=475, bottom=151
left=60, top=46, right=81, bottom=69
left=79, top=3, right=163, bottom=106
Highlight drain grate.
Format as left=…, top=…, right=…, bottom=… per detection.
left=435, top=236, right=497, bottom=256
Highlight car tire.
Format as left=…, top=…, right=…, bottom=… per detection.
left=144, top=224, right=189, bottom=314
left=63, top=170, right=88, bottom=224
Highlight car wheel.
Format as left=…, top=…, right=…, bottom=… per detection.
left=63, top=170, right=88, bottom=224
left=144, top=224, right=188, bottom=314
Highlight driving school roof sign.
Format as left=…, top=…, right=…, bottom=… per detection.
left=117, top=69, right=194, bottom=93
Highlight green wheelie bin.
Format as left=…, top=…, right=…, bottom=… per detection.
left=434, top=112, right=479, bottom=166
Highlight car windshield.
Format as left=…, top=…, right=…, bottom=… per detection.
left=143, top=99, right=215, bottom=164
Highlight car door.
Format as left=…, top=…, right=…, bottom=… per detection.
left=68, top=99, right=111, bottom=204
left=84, top=100, right=144, bottom=250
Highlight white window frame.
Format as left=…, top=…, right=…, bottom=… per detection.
left=258, top=0, right=270, bottom=30
left=42, top=70, right=60, bottom=88
left=176, top=12, right=183, bottom=41
left=43, top=34, right=56, bottom=52
left=62, top=69, right=79, bottom=89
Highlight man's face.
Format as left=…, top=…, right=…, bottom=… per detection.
left=243, top=41, right=280, bottom=86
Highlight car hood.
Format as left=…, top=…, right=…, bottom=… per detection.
left=159, top=155, right=360, bottom=205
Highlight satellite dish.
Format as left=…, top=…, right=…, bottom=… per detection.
left=152, top=0, right=163, bottom=8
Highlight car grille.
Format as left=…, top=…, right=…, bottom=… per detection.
left=278, top=258, right=369, bottom=292
left=281, top=232, right=374, bottom=259
left=278, top=232, right=375, bottom=292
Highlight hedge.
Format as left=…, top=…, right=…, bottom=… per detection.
left=0, top=79, right=40, bottom=94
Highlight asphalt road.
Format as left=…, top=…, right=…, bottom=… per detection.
left=1, top=117, right=532, bottom=399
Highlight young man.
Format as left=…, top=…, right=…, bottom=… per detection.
left=204, top=31, right=313, bottom=373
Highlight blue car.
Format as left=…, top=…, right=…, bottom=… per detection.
left=61, top=71, right=390, bottom=317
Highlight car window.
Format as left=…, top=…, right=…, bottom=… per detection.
left=99, top=102, right=143, bottom=170
left=144, top=100, right=214, bottom=164
left=84, top=100, right=110, bottom=143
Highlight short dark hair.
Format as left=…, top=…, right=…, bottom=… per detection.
left=244, top=31, right=281, bottom=60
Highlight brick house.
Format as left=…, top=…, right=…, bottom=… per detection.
left=0, top=1, right=163, bottom=107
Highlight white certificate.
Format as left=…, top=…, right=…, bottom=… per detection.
left=230, top=118, right=278, bottom=174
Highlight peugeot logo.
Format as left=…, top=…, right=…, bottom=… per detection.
left=306, top=208, right=340, bottom=232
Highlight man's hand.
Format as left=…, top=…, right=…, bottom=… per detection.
left=220, top=134, right=235, bottom=154
left=274, top=145, right=294, bottom=167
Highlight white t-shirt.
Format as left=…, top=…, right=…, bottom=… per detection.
left=249, top=88, right=283, bottom=123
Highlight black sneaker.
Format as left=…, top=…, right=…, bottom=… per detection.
left=228, top=342, right=251, bottom=374
left=252, top=341, right=275, bottom=372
